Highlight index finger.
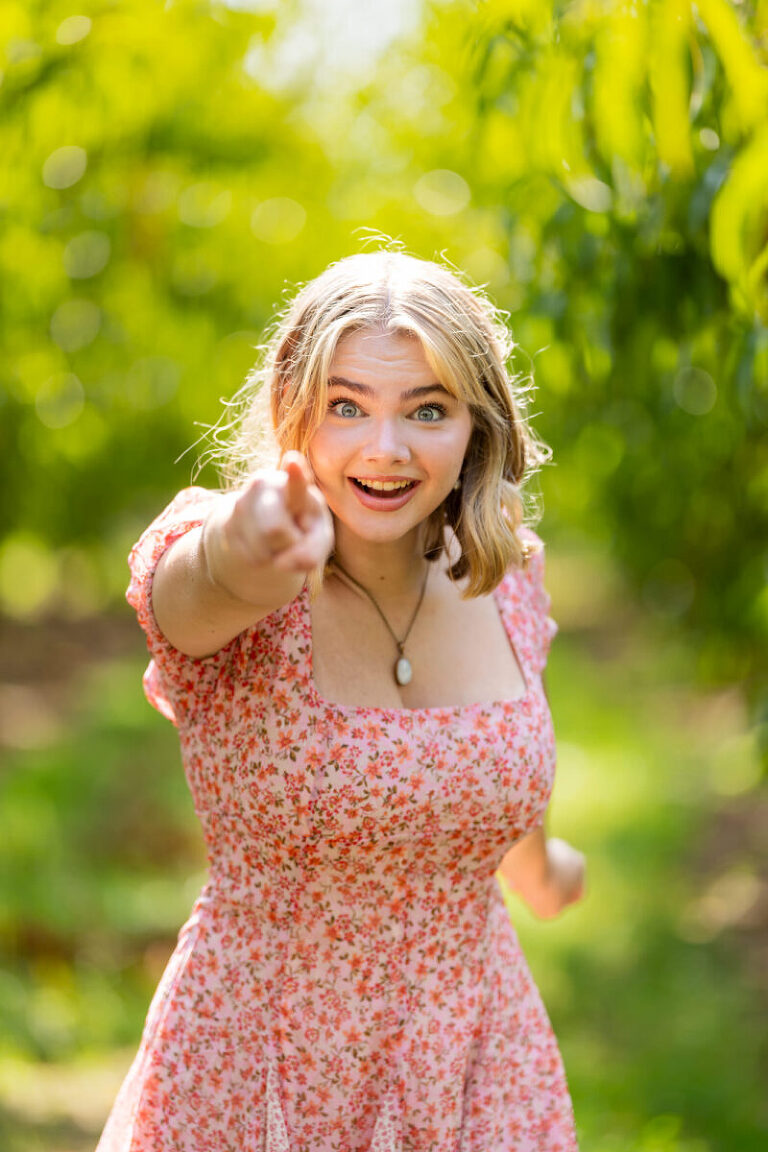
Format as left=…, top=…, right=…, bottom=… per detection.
left=281, top=451, right=312, bottom=518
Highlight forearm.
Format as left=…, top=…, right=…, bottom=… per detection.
left=499, top=825, right=586, bottom=919
left=497, top=824, right=549, bottom=898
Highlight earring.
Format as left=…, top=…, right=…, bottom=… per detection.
left=452, top=478, right=461, bottom=491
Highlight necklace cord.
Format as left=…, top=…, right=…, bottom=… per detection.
left=331, top=561, right=429, bottom=652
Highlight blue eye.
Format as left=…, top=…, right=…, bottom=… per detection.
left=414, top=404, right=447, bottom=422
left=329, top=398, right=361, bottom=418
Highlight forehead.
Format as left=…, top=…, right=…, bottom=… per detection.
left=329, top=328, right=433, bottom=376
left=328, top=327, right=467, bottom=405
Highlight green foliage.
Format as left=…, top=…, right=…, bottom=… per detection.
left=445, top=0, right=768, bottom=731
left=1, top=0, right=765, bottom=740
left=1, top=0, right=334, bottom=575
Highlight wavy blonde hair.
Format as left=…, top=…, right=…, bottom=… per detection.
left=205, top=249, right=550, bottom=596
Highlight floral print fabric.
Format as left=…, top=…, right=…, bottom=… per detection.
left=97, top=487, right=578, bottom=1152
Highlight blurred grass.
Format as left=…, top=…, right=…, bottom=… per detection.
left=0, top=546, right=765, bottom=1150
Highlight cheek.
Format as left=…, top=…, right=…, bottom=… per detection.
left=437, top=408, right=473, bottom=455
left=427, top=423, right=473, bottom=468
left=306, top=420, right=332, bottom=460
left=305, top=440, right=326, bottom=491
left=306, top=425, right=349, bottom=485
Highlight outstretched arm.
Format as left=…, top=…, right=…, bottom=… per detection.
left=152, top=452, right=334, bottom=658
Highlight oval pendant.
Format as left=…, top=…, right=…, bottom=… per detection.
left=395, top=656, right=413, bottom=686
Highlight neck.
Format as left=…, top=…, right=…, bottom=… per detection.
left=331, top=522, right=429, bottom=600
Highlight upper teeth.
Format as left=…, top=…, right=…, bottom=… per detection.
left=359, top=479, right=412, bottom=491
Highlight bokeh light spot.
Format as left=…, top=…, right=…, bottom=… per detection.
left=64, top=231, right=111, bottom=279
left=50, top=299, right=101, bottom=352
left=42, top=146, right=87, bottom=190
left=674, top=367, right=717, bottom=415
left=6, top=40, right=42, bottom=67
left=55, top=16, right=92, bottom=46
left=251, top=198, right=307, bottom=243
left=35, top=373, right=85, bottom=429
left=566, top=176, right=613, bottom=213
left=414, top=169, right=470, bottom=216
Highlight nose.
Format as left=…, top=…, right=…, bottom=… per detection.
left=361, top=417, right=411, bottom=464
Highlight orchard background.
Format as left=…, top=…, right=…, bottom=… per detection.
left=1, top=2, right=766, bottom=1148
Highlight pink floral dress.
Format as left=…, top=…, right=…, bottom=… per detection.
left=97, top=487, right=578, bottom=1152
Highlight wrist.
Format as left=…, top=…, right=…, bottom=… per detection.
left=200, top=505, right=239, bottom=600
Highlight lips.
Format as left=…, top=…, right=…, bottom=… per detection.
left=347, top=476, right=421, bottom=510
left=351, top=477, right=417, bottom=497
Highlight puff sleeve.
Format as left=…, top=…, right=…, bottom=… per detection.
left=126, top=486, right=228, bottom=726
left=520, top=527, right=558, bottom=676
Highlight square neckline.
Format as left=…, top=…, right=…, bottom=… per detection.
left=301, top=568, right=534, bottom=717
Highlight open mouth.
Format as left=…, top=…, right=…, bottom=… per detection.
left=350, top=478, right=417, bottom=499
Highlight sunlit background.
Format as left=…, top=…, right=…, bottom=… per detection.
left=1, top=0, right=766, bottom=1149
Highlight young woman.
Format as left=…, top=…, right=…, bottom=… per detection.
left=98, top=250, right=585, bottom=1151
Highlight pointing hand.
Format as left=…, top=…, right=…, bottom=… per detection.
left=228, top=451, right=334, bottom=575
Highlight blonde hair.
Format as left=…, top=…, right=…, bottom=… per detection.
left=206, top=249, right=550, bottom=597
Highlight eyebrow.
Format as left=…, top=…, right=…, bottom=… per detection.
left=328, top=376, right=454, bottom=402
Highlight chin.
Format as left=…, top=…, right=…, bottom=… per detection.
left=336, top=517, right=419, bottom=545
